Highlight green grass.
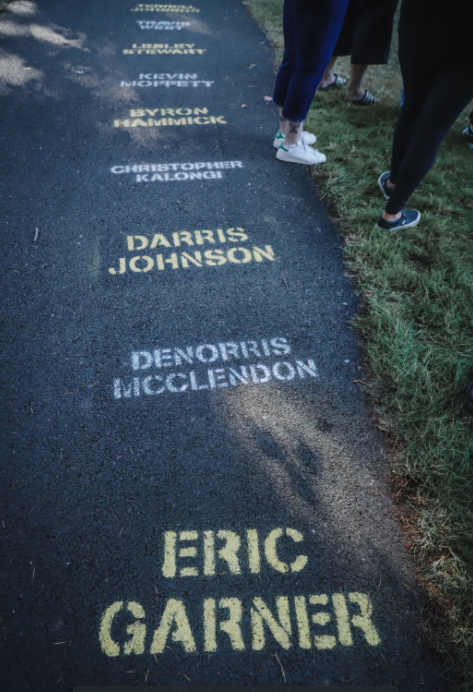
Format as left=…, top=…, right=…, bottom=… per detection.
left=247, top=0, right=473, bottom=686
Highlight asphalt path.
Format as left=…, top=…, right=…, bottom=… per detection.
left=0, top=1, right=447, bottom=690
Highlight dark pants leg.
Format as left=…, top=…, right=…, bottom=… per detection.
left=273, top=0, right=348, bottom=122
left=388, top=62, right=438, bottom=189
left=333, top=0, right=399, bottom=65
left=272, top=0, right=297, bottom=113
left=386, top=61, right=473, bottom=214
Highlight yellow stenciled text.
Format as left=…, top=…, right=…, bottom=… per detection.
left=107, top=227, right=277, bottom=276
left=114, top=107, right=226, bottom=128
left=99, top=592, right=381, bottom=656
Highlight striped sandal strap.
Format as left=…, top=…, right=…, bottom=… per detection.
left=358, top=89, right=378, bottom=105
left=319, top=73, right=347, bottom=91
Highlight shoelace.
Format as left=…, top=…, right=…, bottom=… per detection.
left=298, top=139, right=311, bottom=153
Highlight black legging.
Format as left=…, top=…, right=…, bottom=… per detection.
left=386, top=50, right=473, bottom=214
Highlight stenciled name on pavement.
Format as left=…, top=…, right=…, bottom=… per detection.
left=114, top=106, right=223, bottom=128
left=136, top=20, right=192, bottom=29
left=107, top=226, right=276, bottom=276
left=120, top=73, right=212, bottom=88
left=110, top=160, right=243, bottom=183
left=123, top=43, right=205, bottom=55
left=131, top=4, right=200, bottom=12
left=99, top=526, right=381, bottom=656
left=113, top=337, right=318, bottom=400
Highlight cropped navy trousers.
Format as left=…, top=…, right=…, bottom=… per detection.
left=273, top=0, right=348, bottom=122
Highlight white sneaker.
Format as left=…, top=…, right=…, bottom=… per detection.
left=276, top=139, right=326, bottom=165
left=273, top=129, right=316, bottom=149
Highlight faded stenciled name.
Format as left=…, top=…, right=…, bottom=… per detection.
left=113, top=337, right=318, bottom=399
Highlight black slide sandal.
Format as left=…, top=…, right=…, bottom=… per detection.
left=348, top=89, right=378, bottom=105
left=319, top=73, right=347, bottom=91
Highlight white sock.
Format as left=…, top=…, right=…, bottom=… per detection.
left=284, top=142, right=297, bottom=149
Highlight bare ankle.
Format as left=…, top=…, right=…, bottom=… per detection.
left=285, top=121, right=302, bottom=146
left=320, top=70, right=334, bottom=86
left=382, top=211, right=402, bottom=221
left=346, top=86, right=365, bottom=100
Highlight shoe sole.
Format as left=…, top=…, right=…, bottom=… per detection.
left=377, top=172, right=391, bottom=200
left=276, top=152, right=326, bottom=165
left=376, top=213, right=421, bottom=233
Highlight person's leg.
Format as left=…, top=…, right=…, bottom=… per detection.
left=320, top=0, right=356, bottom=89
left=345, top=0, right=398, bottom=102
left=385, top=34, right=439, bottom=192
left=345, top=64, right=378, bottom=101
left=379, top=61, right=440, bottom=221
left=278, top=107, right=289, bottom=138
left=376, top=25, right=438, bottom=227
left=319, top=56, right=338, bottom=89
left=388, top=85, right=436, bottom=189
left=331, top=0, right=358, bottom=59
left=385, top=66, right=473, bottom=218
left=273, top=0, right=297, bottom=137
left=273, top=0, right=319, bottom=144
left=281, top=0, right=349, bottom=135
